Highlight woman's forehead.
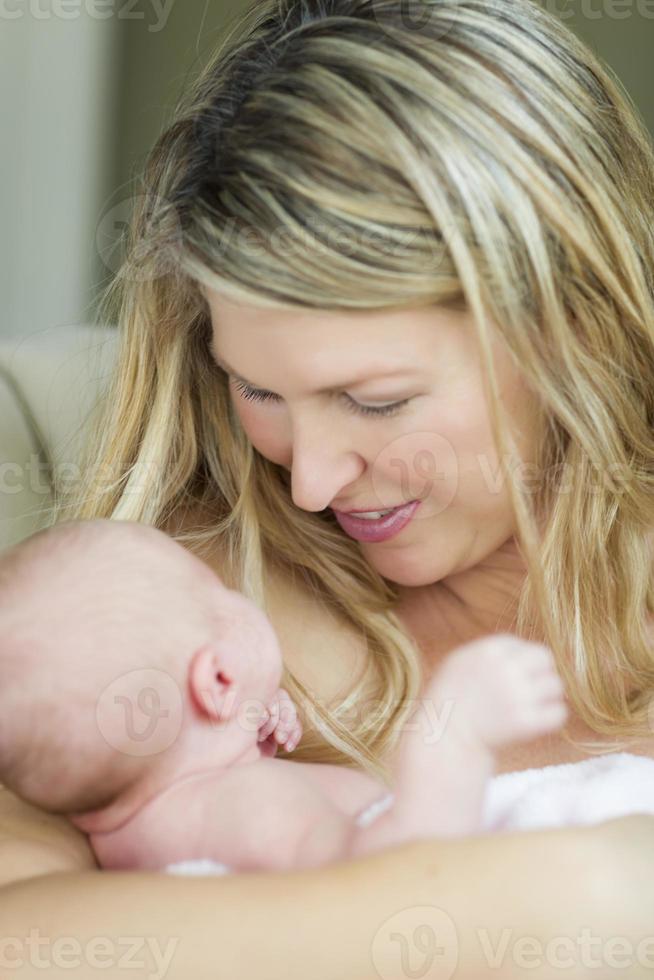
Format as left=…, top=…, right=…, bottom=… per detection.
left=206, top=293, right=478, bottom=371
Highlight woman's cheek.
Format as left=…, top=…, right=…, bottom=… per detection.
left=233, top=401, right=290, bottom=466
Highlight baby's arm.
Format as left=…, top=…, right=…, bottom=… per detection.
left=183, top=634, right=568, bottom=871
left=96, top=638, right=567, bottom=872
left=238, top=637, right=566, bottom=867
left=345, top=635, right=568, bottom=853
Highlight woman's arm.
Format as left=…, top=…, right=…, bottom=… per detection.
left=0, top=784, right=97, bottom=886
left=1, top=816, right=649, bottom=980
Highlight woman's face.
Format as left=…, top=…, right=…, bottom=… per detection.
left=204, top=288, right=542, bottom=588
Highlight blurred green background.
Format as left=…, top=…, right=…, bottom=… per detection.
left=114, top=0, right=654, bottom=195
left=2, top=0, right=652, bottom=339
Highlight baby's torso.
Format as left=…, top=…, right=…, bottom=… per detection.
left=89, top=759, right=389, bottom=874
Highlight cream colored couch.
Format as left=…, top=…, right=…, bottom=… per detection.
left=0, top=324, right=117, bottom=552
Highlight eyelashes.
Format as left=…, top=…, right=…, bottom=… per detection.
left=230, top=379, right=409, bottom=419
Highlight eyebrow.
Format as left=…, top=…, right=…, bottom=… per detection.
left=210, top=342, right=418, bottom=393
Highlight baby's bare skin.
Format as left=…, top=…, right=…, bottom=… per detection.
left=89, top=635, right=568, bottom=873
left=0, top=522, right=568, bottom=875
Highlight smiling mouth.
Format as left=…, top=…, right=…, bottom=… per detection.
left=341, top=507, right=403, bottom=519
left=333, top=500, right=417, bottom=517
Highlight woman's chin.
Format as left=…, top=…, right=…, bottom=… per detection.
left=368, top=548, right=440, bottom=589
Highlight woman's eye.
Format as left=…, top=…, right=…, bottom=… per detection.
left=343, top=398, right=409, bottom=419
left=230, top=379, right=409, bottom=419
left=231, top=380, right=279, bottom=406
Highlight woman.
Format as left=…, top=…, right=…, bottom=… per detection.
left=3, top=0, right=654, bottom=975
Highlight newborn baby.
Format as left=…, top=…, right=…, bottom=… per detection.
left=0, top=519, right=568, bottom=873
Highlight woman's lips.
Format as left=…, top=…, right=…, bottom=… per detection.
left=332, top=500, right=421, bottom=543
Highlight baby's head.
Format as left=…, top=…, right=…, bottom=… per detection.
left=0, top=519, right=283, bottom=815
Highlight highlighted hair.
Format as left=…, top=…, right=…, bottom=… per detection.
left=54, top=0, right=654, bottom=778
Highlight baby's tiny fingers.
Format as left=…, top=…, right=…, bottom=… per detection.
left=288, top=717, right=303, bottom=743
left=277, top=687, right=296, bottom=715
left=285, top=724, right=302, bottom=752
left=257, top=720, right=275, bottom=741
left=276, top=690, right=299, bottom=728
left=257, top=703, right=279, bottom=740
left=275, top=715, right=302, bottom=747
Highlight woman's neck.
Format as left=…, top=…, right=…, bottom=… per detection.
left=394, top=537, right=531, bottom=669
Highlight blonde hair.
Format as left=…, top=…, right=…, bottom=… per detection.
left=51, top=0, right=654, bottom=780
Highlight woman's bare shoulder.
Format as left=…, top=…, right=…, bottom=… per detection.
left=263, top=565, right=370, bottom=702
left=0, top=784, right=97, bottom=886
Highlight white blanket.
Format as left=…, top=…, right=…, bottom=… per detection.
left=165, top=752, right=654, bottom=876
left=482, top=750, right=654, bottom=832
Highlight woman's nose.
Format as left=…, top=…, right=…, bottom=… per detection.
left=289, top=427, right=364, bottom=513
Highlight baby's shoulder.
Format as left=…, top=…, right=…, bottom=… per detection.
left=202, top=757, right=339, bottom=816
left=190, top=759, right=346, bottom=870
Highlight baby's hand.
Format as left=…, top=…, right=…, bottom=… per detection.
left=430, top=634, right=568, bottom=749
left=257, top=687, right=303, bottom=754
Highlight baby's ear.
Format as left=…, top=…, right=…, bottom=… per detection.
left=188, top=643, right=238, bottom=722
